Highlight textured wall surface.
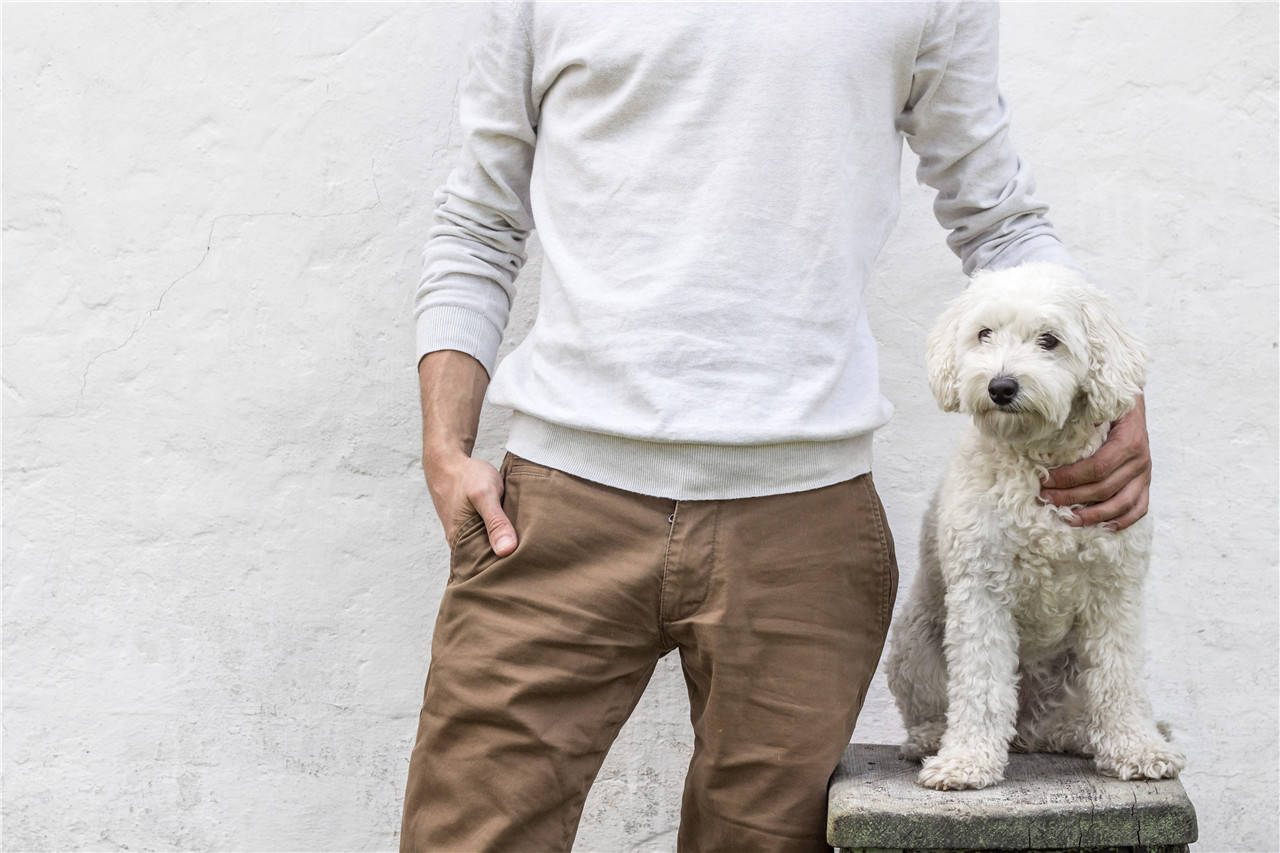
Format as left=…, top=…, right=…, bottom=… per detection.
left=3, top=3, right=1276, bottom=851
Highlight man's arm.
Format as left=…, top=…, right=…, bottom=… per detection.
left=420, top=349, right=518, bottom=556
left=897, top=3, right=1150, bottom=530
left=415, top=1, right=537, bottom=380
left=895, top=3, right=1077, bottom=275
left=414, top=2, right=537, bottom=553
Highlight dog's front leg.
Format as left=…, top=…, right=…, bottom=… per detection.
left=1076, top=582, right=1185, bottom=780
left=917, top=566, right=1019, bottom=790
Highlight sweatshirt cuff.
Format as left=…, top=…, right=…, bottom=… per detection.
left=983, top=234, right=1087, bottom=279
left=415, top=303, right=504, bottom=378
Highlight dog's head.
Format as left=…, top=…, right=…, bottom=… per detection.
left=925, top=262, right=1147, bottom=443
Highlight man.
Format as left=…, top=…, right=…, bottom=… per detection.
left=401, top=3, right=1153, bottom=851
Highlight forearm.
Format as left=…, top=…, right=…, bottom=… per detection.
left=419, top=349, right=490, bottom=470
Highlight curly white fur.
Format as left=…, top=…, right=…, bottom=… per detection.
left=886, top=262, right=1185, bottom=791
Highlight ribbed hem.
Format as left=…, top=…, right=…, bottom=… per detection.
left=415, top=304, right=504, bottom=377
left=505, top=412, right=874, bottom=500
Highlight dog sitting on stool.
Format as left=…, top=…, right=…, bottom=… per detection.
left=885, top=261, right=1184, bottom=791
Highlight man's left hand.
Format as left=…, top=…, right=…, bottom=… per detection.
left=1039, top=394, right=1151, bottom=531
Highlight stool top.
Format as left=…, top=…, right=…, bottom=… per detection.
left=828, top=744, right=1197, bottom=850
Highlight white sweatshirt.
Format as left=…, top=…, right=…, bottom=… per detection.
left=415, top=1, right=1077, bottom=500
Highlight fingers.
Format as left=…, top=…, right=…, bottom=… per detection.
left=429, top=456, right=520, bottom=556
left=1040, top=394, right=1152, bottom=530
left=468, top=480, right=518, bottom=556
left=1042, top=428, right=1140, bottom=492
left=1041, top=453, right=1150, bottom=509
left=1042, top=400, right=1148, bottom=492
left=1067, top=474, right=1150, bottom=531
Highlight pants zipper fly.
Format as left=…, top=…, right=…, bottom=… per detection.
left=658, top=502, right=679, bottom=648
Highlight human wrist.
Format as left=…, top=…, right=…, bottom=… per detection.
left=424, top=443, right=472, bottom=475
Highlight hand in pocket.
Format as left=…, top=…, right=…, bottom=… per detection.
left=425, top=454, right=518, bottom=556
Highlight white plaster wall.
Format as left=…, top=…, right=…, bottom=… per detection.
left=3, top=3, right=1275, bottom=851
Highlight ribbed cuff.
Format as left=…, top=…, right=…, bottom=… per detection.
left=414, top=304, right=504, bottom=377
left=505, top=412, right=875, bottom=500
left=987, top=234, right=1085, bottom=278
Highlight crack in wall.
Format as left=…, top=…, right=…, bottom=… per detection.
left=74, top=161, right=384, bottom=412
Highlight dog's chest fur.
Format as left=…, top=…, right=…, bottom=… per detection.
left=937, top=425, right=1149, bottom=657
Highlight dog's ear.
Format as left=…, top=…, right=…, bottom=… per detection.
left=925, top=292, right=967, bottom=412
left=1079, top=284, right=1148, bottom=424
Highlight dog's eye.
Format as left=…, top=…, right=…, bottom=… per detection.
left=1038, top=333, right=1060, bottom=351
left=977, top=328, right=992, bottom=342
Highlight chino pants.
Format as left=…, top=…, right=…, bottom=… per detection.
left=400, top=451, right=898, bottom=853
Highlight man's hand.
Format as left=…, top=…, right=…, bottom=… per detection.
left=425, top=451, right=518, bottom=556
left=1039, top=394, right=1151, bottom=531
left=419, top=349, right=518, bottom=557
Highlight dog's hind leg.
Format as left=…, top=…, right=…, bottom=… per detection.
left=887, top=611, right=948, bottom=761
left=886, top=519, right=949, bottom=762
left=1014, top=652, right=1087, bottom=755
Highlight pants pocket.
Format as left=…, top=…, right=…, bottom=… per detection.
left=861, top=474, right=900, bottom=637
left=447, top=452, right=540, bottom=584
left=446, top=453, right=515, bottom=583
left=449, top=511, right=486, bottom=551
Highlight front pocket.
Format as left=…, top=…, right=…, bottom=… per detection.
left=448, top=512, right=494, bottom=584
left=861, top=475, right=900, bottom=636
left=450, top=511, right=487, bottom=551
left=447, top=454, right=530, bottom=584
left=505, top=453, right=553, bottom=479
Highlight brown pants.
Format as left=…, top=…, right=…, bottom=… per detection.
left=400, top=452, right=898, bottom=853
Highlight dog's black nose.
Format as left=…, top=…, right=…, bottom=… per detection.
left=988, top=376, right=1019, bottom=406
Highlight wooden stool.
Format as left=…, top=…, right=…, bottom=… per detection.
left=828, top=744, right=1197, bottom=853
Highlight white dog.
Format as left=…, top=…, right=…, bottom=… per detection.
left=885, top=262, right=1185, bottom=791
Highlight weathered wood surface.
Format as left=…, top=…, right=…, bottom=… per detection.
left=827, top=744, right=1197, bottom=852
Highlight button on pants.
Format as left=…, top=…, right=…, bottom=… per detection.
left=400, top=452, right=898, bottom=852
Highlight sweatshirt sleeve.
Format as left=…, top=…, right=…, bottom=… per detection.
left=414, top=0, right=538, bottom=376
left=895, top=2, right=1080, bottom=276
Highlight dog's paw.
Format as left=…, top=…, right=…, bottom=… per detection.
left=917, top=750, right=1004, bottom=790
left=1095, top=743, right=1185, bottom=780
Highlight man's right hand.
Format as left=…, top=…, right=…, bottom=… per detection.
left=418, top=349, right=518, bottom=557
left=426, top=451, right=518, bottom=556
